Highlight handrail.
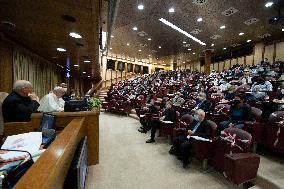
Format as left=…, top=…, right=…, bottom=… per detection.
left=14, top=118, right=86, bottom=189
left=87, top=79, right=103, bottom=97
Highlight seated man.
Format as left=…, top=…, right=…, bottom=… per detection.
left=146, top=102, right=176, bottom=143
left=194, top=92, right=211, bottom=112
left=172, top=92, right=185, bottom=107
left=2, top=80, right=40, bottom=122
left=216, top=94, right=252, bottom=135
left=38, top=86, right=65, bottom=112
left=169, top=109, right=212, bottom=168
left=138, top=99, right=159, bottom=133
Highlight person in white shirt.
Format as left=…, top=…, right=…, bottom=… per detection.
left=38, top=86, right=65, bottom=112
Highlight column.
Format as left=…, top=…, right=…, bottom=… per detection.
left=204, top=49, right=212, bottom=75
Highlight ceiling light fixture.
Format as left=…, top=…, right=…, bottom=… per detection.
left=282, top=28, right=284, bottom=31
left=223, top=47, right=227, bottom=50
left=211, top=44, right=215, bottom=47
left=110, top=48, right=112, bottom=50
left=148, top=55, right=151, bottom=56
left=193, top=52, right=196, bottom=55
left=169, top=8, right=175, bottom=13
left=188, top=48, right=191, bottom=51
left=183, top=62, right=185, bottom=64
left=159, top=18, right=206, bottom=46
left=87, top=76, right=91, bottom=78
left=183, top=41, right=186, bottom=44
left=197, top=17, right=203, bottom=22
left=148, top=38, right=152, bottom=41
left=157, top=58, right=159, bottom=59
left=82, top=72, right=86, bottom=74
left=69, top=32, right=82, bottom=39
left=265, top=2, right=273, bottom=7
left=159, top=46, right=162, bottom=49
left=57, top=48, right=66, bottom=52
left=220, top=25, right=226, bottom=29
left=247, top=39, right=252, bottom=42
left=111, top=35, right=114, bottom=38
left=74, top=64, right=79, bottom=67
left=239, top=32, right=245, bottom=36
left=138, top=4, right=144, bottom=10
left=139, top=49, right=141, bottom=52
left=162, top=64, right=166, bottom=66
left=133, top=26, right=138, bottom=31
left=127, top=43, right=130, bottom=46
left=84, top=60, right=91, bottom=63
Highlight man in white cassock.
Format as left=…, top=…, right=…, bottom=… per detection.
left=38, top=86, right=65, bottom=112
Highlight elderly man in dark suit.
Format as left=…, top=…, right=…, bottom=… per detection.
left=169, top=109, right=212, bottom=168
left=2, top=80, right=40, bottom=122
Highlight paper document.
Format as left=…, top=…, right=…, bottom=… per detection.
left=0, top=132, right=42, bottom=162
left=187, top=135, right=212, bottom=142
left=162, top=121, right=173, bottom=124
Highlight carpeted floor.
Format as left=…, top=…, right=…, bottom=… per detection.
left=86, top=112, right=247, bottom=189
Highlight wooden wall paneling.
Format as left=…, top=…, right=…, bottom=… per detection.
left=276, top=42, right=284, bottom=61
left=246, top=55, right=254, bottom=66
left=0, top=39, right=13, bottom=92
left=224, top=60, right=230, bottom=69
left=238, top=57, right=245, bottom=66
left=264, top=44, right=274, bottom=63
left=254, top=42, right=264, bottom=65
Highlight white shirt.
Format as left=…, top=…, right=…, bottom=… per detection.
left=38, top=93, right=65, bottom=112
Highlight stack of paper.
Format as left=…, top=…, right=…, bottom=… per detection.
left=187, top=135, right=212, bottom=142
left=0, top=132, right=42, bottom=162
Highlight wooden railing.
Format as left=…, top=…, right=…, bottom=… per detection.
left=14, top=118, right=86, bottom=189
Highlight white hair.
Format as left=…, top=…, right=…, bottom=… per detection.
left=13, top=80, right=32, bottom=92
left=53, top=86, right=64, bottom=92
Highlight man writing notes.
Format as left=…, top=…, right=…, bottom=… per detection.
left=2, top=80, right=40, bottom=122
left=38, top=86, right=65, bottom=112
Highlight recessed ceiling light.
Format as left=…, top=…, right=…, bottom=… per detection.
left=211, top=44, right=215, bottom=47
left=133, top=26, right=138, bottom=31
left=159, top=18, right=206, bottom=46
left=169, top=8, right=175, bottom=13
left=183, top=41, right=186, bottom=44
left=69, top=32, right=82, bottom=39
left=110, top=47, right=112, bottom=50
left=239, top=32, right=245, bottom=36
left=82, top=72, right=86, bottom=74
left=183, top=62, right=185, bottom=64
left=148, top=55, right=151, bottom=57
left=220, top=25, right=226, bottom=29
left=127, top=43, right=130, bottom=46
left=265, top=2, right=273, bottom=7
left=139, top=49, right=141, bottom=52
left=111, top=35, right=114, bottom=38
left=223, top=47, right=227, bottom=50
left=159, top=46, right=162, bottom=49
left=247, top=39, right=252, bottom=42
left=87, top=76, right=91, bottom=78
left=157, top=58, right=159, bottom=59
left=282, top=28, right=284, bottom=31
left=193, top=52, right=196, bottom=55
left=57, top=48, right=66, bottom=52
left=197, top=17, right=203, bottom=22
left=74, top=64, right=79, bottom=67
left=138, top=4, right=144, bottom=10
left=163, top=61, right=165, bottom=62
left=84, top=60, right=91, bottom=63
left=148, top=38, right=152, bottom=41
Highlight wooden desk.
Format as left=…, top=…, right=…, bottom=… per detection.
left=4, top=111, right=100, bottom=165
left=14, top=118, right=86, bottom=189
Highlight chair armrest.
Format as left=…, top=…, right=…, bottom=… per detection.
left=4, top=122, right=32, bottom=136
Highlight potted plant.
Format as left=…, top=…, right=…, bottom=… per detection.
left=87, top=97, right=102, bottom=112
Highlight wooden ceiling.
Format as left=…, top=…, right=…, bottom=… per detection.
left=0, top=0, right=104, bottom=80
left=109, top=0, right=284, bottom=66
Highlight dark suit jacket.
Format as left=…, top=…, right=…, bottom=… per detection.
left=163, top=108, right=177, bottom=122
left=2, top=91, right=40, bottom=122
left=148, top=105, right=159, bottom=114
left=186, top=119, right=212, bottom=139
left=229, top=103, right=252, bottom=124
left=195, top=100, right=212, bottom=112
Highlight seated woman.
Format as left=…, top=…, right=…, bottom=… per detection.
left=216, top=93, right=252, bottom=135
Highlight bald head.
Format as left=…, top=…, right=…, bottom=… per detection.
left=13, top=80, right=33, bottom=97
left=53, top=86, right=65, bottom=98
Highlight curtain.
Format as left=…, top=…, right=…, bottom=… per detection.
left=13, top=47, right=63, bottom=98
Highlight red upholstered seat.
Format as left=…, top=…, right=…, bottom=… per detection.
left=212, top=128, right=252, bottom=171
left=173, top=114, right=194, bottom=137
left=243, top=107, right=264, bottom=151
left=206, top=104, right=230, bottom=125
left=159, top=111, right=180, bottom=138
left=264, top=111, right=284, bottom=154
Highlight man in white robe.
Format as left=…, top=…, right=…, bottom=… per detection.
left=38, top=86, right=65, bottom=112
